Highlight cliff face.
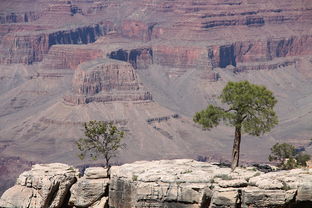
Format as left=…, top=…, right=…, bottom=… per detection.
left=1, top=160, right=312, bottom=208
left=0, top=11, right=40, bottom=24
left=42, top=45, right=103, bottom=70
left=0, top=22, right=113, bottom=64
left=108, top=48, right=153, bottom=69
left=64, top=58, right=152, bottom=104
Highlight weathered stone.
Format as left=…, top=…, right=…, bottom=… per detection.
left=69, top=177, right=109, bottom=207
left=210, top=188, right=239, bottom=208
left=64, top=58, right=152, bottom=104
left=108, top=160, right=312, bottom=208
left=84, top=167, right=108, bottom=179
left=0, top=163, right=79, bottom=208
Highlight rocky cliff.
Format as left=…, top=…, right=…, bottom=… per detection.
left=0, top=22, right=113, bottom=64
left=64, top=58, right=152, bottom=104
left=42, top=45, right=104, bottom=70
left=1, top=160, right=312, bottom=208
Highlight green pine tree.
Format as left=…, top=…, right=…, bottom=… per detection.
left=194, top=81, right=278, bottom=170
left=76, top=120, right=125, bottom=172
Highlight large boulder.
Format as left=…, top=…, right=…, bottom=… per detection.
left=0, top=163, right=79, bottom=208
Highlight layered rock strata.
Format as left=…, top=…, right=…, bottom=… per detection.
left=1, top=160, right=312, bottom=208
left=42, top=45, right=104, bottom=70
left=0, top=11, right=40, bottom=24
left=108, top=48, right=153, bottom=69
left=64, top=59, right=152, bottom=104
left=0, top=22, right=113, bottom=64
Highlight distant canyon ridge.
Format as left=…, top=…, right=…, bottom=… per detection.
left=1, top=0, right=312, bottom=195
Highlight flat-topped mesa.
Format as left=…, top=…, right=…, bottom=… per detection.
left=42, top=45, right=104, bottom=70
left=0, top=22, right=113, bottom=64
left=64, top=59, right=152, bottom=104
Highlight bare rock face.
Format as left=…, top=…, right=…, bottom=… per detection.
left=0, top=22, right=113, bottom=64
left=120, top=20, right=155, bottom=42
left=153, top=45, right=210, bottom=69
left=69, top=167, right=109, bottom=208
left=0, top=163, right=79, bottom=208
left=0, top=11, right=40, bottom=24
left=108, top=47, right=153, bottom=70
left=109, top=159, right=312, bottom=208
left=42, top=45, right=103, bottom=70
left=64, top=59, right=152, bottom=104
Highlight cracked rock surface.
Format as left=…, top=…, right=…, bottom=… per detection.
left=0, top=163, right=79, bottom=208
left=109, top=159, right=312, bottom=208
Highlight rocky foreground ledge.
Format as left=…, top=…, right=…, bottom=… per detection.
left=1, top=159, right=312, bottom=208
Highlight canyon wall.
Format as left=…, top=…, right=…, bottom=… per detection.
left=108, top=48, right=153, bottom=69
left=0, top=22, right=114, bottom=64
left=42, top=45, right=103, bottom=70
left=0, top=11, right=40, bottom=24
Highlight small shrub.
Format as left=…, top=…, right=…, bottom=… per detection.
left=281, top=181, right=291, bottom=191
left=253, top=172, right=261, bottom=177
left=269, top=142, right=311, bottom=169
left=214, top=174, right=233, bottom=180
left=181, top=169, right=192, bottom=174
left=132, top=175, right=138, bottom=181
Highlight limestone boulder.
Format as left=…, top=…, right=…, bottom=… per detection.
left=109, top=159, right=312, bottom=208
left=69, top=167, right=109, bottom=207
left=0, top=163, right=79, bottom=208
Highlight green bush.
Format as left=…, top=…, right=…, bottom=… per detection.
left=269, top=143, right=310, bottom=169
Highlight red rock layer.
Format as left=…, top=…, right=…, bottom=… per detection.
left=0, top=22, right=114, bottom=64
left=42, top=45, right=103, bottom=70
left=0, top=11, right=40, bottom=24
left=153, top=45, right=209, bottom=69
left=64, top=59, right=152, bottom=104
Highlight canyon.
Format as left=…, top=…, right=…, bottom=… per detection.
left=1, top=0, right=312, bottom=197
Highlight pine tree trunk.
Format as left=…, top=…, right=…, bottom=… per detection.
left=231, top=126, right=241, bottom=170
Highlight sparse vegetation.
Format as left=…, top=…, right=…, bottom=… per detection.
left=214, top=174, right=233, bottom=180
left=76, top=120, right=125, bottom=173
left=269, top=142, right=311, bottom=169
left=181, top=169, right=192, bottom=174
left=132, top=174, right=138, bottom=181
left=194, top=81, right=278, bottom=170
left=281, top=181, right=291, bottom=191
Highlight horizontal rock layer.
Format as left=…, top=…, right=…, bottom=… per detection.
left=0, top=22, right=114, bottom=64
left=64, top=59, right=152, bottom=104
left=42, top=45, right=104, bottom=70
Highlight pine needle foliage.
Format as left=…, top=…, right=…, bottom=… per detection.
left=194, top=81, right=278, bottom=170
left=76, top=120, right=125, bottom=169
